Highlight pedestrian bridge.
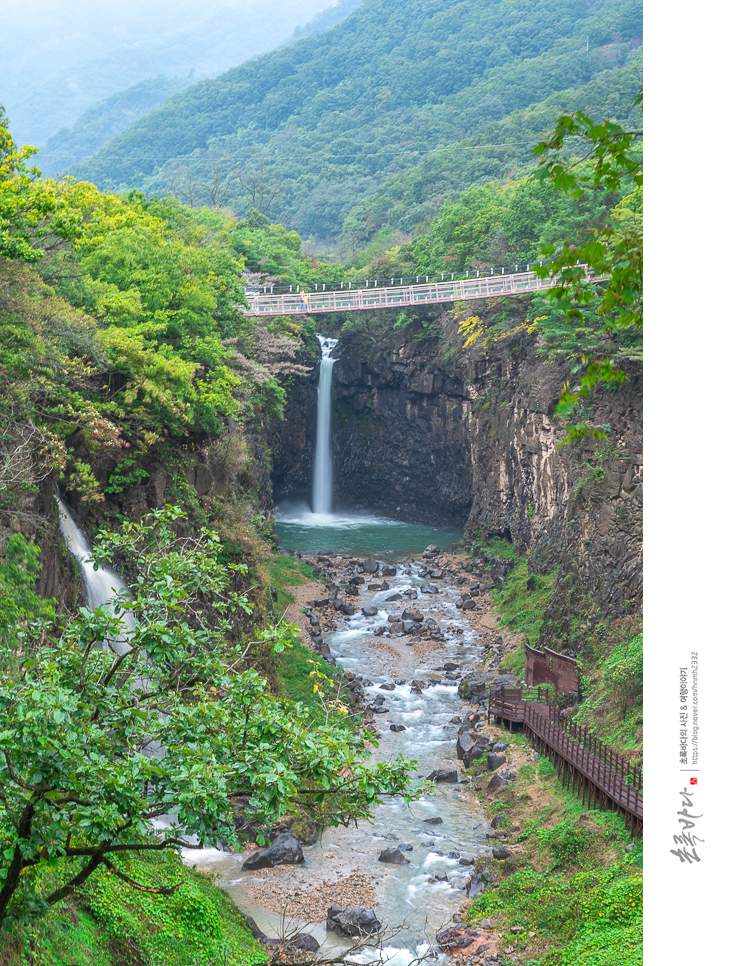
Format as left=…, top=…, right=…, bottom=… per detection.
left=239, top=267, right=590, bottom=316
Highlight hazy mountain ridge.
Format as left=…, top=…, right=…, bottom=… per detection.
left=69, top=0, right=642, bottom=241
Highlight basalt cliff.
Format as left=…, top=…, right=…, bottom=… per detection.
left=271, top=306, right=642, bottom=648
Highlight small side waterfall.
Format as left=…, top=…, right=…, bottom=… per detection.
left=312, top=335, right=338, bottom=515
left=55, top=496, right=135, bottom=654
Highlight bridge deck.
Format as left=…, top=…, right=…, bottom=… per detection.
left=240, top=268, right=570, bottom=316
left=488, top=687, right=643, bottom=833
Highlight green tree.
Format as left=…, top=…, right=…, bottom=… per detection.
left=533, top=96, right=643, bottom=442
left=0, top=507, right=415, bottom=927
left=0, top=108, right=69, bottom=263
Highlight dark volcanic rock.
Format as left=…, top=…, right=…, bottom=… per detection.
left=378, top=847, right=410, bottom=865
left=362, top=606, right=378, bottom=617
left=463, top=738, right=490, bottom=768
left=326, top=906, right=382, bottom=937
left=362, top=559, right=380, bottom=574
left=487, top=753, right=507, bottom=771
left=244, top=915, right=279, bottom=946
left=466, top=872, right=486, bottom=898
left=427, top=768, right=458, bottom=783
left=436, top=927, right=480, bottom=951
left=284, top=933, right=320, bottom=953
left=488, top=772, right=509, bottom=790
left=423, top=816, right=443, bottom=825
left=492, top=844, right=512, bottom=860
left=390, top=724, right=406, bottom=732
left=242, top=831, right=304, bottom=870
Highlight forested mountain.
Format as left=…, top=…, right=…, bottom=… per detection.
left=2, top=0, right=336, bottom=150
left=341, top=58, right=643, bottom=248
left=34, top=75, right=195, bottom=177
left=71, top=0, right=642, bottom=242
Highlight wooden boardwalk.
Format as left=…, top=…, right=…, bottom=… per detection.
left=487, top=687, right=643, bottom=836
left=239, top=267, right=593, bottom=316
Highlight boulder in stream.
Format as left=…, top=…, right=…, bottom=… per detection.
left=242, top=831, right=304, bottom=869
left=423, top=816, right=443, bottom=825
left=326, top=906, right=382, bottom=937
left=378, top=847, right=410, bottom=865
left=284, top=933, right=320, bottom=953
left=420, top=582, right=440, bottom=594
left=427, top=768, right=459, bottom=783
left=362, top=559, right=380, bottom=574
left=390, top=724, right=406, bottom=732
left=362, top=606, right=378, bottom=617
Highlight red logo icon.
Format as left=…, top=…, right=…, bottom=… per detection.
left=690, top=777, right=698, bottom=785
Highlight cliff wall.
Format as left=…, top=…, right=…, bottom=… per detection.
left=272, top=307, right=643, bottom=648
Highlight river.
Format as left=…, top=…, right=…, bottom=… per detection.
left=184, top=521, right=495, bottom=962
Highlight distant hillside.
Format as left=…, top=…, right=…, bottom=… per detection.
left=341, top=57, right=643, bottom=246
left=35, top=75, right=194, bottom=177
left=70, top=0, right=642, bottom=241
left=288, top=0, right=364, bottom=40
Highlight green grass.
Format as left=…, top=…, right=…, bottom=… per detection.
left=466, top=753, right=642, bottom=966
left=0, top=851, right=267, bottom=966
left=263, top=553, right=316, bottom=616
left=471, top=536, right=557, bottom=650
left=571, top=625, right=643, bottom=756
left=276, top=637, right=348, bottom=718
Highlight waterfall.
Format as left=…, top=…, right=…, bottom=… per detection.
left=312, top=335, right=338, bottom=515
left=55, top=496, right=135, bottom=654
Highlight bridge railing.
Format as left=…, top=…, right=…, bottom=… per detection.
left=239, top=268, right=584, bottom=316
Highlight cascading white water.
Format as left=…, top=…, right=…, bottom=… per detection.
left=55, top=495, right=135, bottom=654
left=312, top=335, right=338, bottom=515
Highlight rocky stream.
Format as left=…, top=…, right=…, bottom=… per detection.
left=182, top=543, right=537, bottom=965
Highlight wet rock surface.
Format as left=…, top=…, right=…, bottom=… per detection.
left=242, top=832, right=305, bottom=870
left=326, top=905, right=382, bottom=937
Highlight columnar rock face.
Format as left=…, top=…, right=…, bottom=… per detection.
left=270, top=373, right=319, bottom=504
left=329, top=335, right=474, bottom=525
left=272, top=307, right=642, bottom=646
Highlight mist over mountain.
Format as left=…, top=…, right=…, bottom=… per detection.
left=1, top=0, right=337, bottom=149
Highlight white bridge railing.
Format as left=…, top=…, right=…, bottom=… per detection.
left=239, top=268, right=590, bottom=316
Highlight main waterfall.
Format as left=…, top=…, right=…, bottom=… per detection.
left=312, top=335, right=338, bottom=514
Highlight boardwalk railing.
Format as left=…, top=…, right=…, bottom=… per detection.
left=239, top=267, right=592, bottom=316
left=488, top=686, right=643, bottom=836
